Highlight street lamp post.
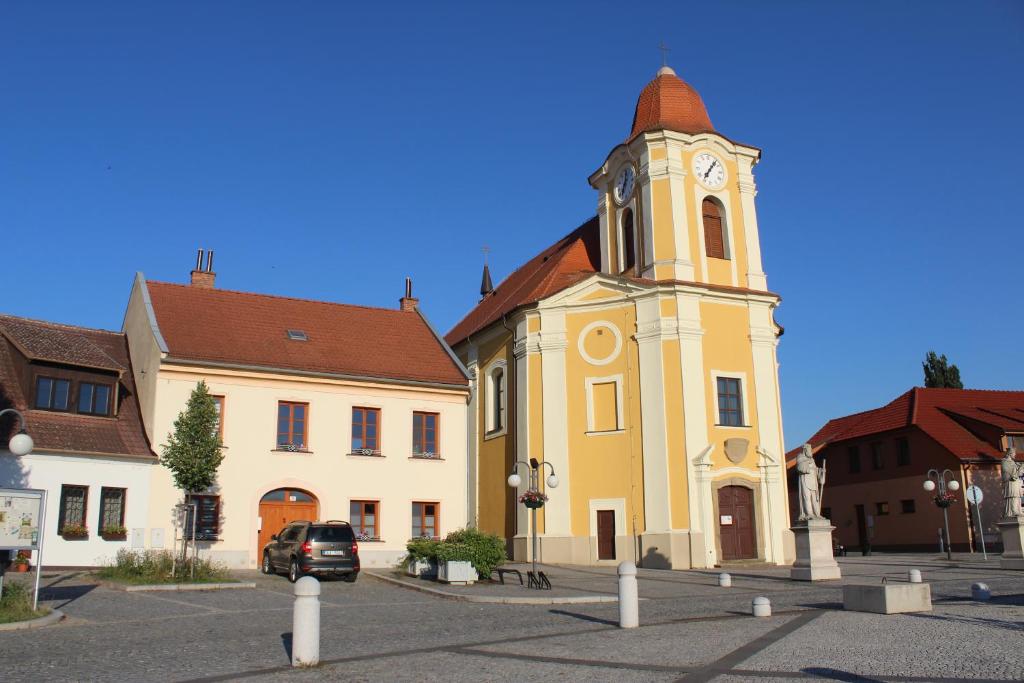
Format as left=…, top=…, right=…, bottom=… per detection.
left=507, top=457, right=558, bottom=583
left=923, top=468, right=961, bottom=561
left=1, top=409, right=35, bottom=457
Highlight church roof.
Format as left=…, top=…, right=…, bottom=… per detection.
left=794, top=387, right=1024, bottom=463
left=629, top=66, right=715, bottom=141
left=445, top=217, right=601, bottom=345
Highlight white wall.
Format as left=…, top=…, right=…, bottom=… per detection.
left=0, top=450, right=154, bottom=567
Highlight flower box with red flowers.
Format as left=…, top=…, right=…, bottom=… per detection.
left=933, top=492, right=957, bottom=508
left=518, top=490, right=548, bottom=509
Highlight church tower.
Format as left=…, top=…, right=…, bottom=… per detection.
left=447, top=65, right=789, bottom=570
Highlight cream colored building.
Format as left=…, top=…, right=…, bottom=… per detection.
left=446, top=66, right=792, bottom=569
left=123, top=259, right=469, bottom=568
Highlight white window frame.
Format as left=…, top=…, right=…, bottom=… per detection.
left=585, top=374, right=625, bottom=434
left=710, top=370, right=750, bottom=428
left=484, top=360, right=508, bottom=438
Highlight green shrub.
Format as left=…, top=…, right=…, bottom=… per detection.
left=0, top=580, right=47, bottom=624
left=96, top=549, right=231, bottom=584
left=441, top=528, right=506, bottom=578
left=404, top=537, right=441, bottom=563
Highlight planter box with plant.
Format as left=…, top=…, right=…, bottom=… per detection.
left=403, top=537, right=440, bottom=578
left=13, top=551, right=31, bottom=573
left=60, top=523, right=89, bottom=539
left=101, top=525, right=128, bottom=540
left=436, top=543, right=476, bottom=585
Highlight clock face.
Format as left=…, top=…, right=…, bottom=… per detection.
left=613, top=165, right=636, bottom=205
left=693, top=152, right=726, bottom=189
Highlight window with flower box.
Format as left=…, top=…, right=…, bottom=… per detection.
left=350, top=500, right=379, bottom=540
left=276, top=401, right=308, bottom=450
left=98, top=487, right=126, bottom=536
left=412, top=412, right=439, bottom=457
left=411, top=501, right=438, bottom=539
left=58, top=485, right=89, bottom=536
left=351, top=407, right=381, bottom=454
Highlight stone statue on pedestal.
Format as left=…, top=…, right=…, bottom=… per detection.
left=1001, top=446, right=1023, bottom=519
left=796, top=443, right=825, bottom=521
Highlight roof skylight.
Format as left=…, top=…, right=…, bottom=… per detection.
left=286, top=329, right=308, bottom=341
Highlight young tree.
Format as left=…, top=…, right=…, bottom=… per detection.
left=161, top=381, right=224, bottom=559
left=922, top=351, right=963, bottom=389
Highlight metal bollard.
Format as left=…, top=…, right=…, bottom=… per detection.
left=971, top=582, right=991, bottom=602
left=908, top=569, right=922, bottom=584
left=752, top=596, right=771, bottom=617
left=719, top=572, right=732, bottom=587
left=617, top=561, right=639, bottom=628
left=292, top=576, right=321, bottom=667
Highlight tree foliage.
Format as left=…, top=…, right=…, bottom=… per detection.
left=161, top=381, right=224, bottom=498
left=923, top=351, right=963, bottom=389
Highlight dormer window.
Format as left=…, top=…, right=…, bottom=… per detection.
left=35, top=377, right=70, bottom=411
left=79, top=382, right=112, bottom=416
left=286, top=329, right=308, bottom=341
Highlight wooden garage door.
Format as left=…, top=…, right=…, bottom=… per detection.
left=257, top=489, right=318, bottom=555
left=718, top=486, right=756, bottom=561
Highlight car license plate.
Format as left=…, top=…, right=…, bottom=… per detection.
left=322, top=550, right=345, bottom=556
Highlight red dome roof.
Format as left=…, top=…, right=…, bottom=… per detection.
left=629, top=66, right=714, bottom=140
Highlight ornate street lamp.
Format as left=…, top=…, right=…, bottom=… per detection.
left=508, top=457, right=558, bottom=586
left=1, top=408, right=34, bottom=456
left=923, top=468, right=960, bottom=561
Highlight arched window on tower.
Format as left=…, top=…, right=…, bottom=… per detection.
left=702, top=198, right=727, bottom=260
left=620, top=208, right=636, bottom=274
left=487, top=365, right=506, bottom=434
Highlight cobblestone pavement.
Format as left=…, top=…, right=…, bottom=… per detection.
left=0, top=555, right=1021, bottom=682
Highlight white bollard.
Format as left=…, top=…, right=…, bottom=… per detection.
left=719, top=572, right=732, bottom=587
left=971, top=582, right=991, bottom=602
left=908, top=569, right=922, bottom=584
left=618, top=561, right=639, bottom=628
left=292, top=576, right=321, bottom=667
left=752, top=596, right=771, bottom=617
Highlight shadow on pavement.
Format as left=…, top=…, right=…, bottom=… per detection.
left=280, top=632, right=292, bottom=660
left=803, top=667, right=886, bottom=681
left=39, top=583, right=97, bottom=610
left=798, top=601, right=843, bottom=610
left=548, top=609, right=618, bottom=626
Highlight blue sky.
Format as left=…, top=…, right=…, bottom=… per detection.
left=2, top=1, right=1022, bottom=447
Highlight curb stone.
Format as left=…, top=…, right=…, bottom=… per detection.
left=98, top=581, right=256, bottom=592
left=366, top=571, right=618, bottom=605
left=0, top=609, right=64, bottom=631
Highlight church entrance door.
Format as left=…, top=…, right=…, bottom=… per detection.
left=718, top=486, right=756, bottom=561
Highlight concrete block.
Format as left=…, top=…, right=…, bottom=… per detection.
left=843, top=583, right=932, bottom=614
left=438, top=560, right=476, bottom=585
left=998, top=516, right=1024, bottom=570
left=790, top=520, right=841, bottom=581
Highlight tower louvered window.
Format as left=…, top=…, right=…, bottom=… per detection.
left=621, top=208, right=636, bottom=273
left=702, top=199, right=726, bottom=260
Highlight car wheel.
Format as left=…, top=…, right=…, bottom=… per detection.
left=343, top=573, right=358, bottom=583
left=261, top=552, right=274, bottom=575
left=288, top=559, right=301, bottom=583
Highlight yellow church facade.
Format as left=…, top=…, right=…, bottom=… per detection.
left=446, top=66, right=792, bottom=569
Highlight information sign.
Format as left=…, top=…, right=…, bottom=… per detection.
left=0, top=488, right=44, bottom=550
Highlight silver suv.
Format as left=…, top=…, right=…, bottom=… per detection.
left=261, top=520, right=360, bottom=583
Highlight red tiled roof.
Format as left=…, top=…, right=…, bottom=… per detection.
left=0, top=315, right=154, bottom=458
left=795, top=387, right=1024, bottom=463
left=145, top=282, right=468, bottom=387
left=629, top=67, right=715, bottom=141
left=445, top=217, right=601, bottom=346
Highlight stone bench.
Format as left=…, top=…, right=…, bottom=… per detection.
left=843, top=582, right=931, bottom=614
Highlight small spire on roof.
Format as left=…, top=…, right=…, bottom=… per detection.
left=657, top=41, right=674, bottom=76
left=480, top=246, right=494, bottom=298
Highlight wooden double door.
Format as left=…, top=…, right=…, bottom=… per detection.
left=257, top=489, right=318, bottom=555
left=718, top=485, right=757, bottom=561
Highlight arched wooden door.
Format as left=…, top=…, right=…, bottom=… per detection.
left=257, top=488, right=318, bottom=555
left=718, top=485, right=757, bottom=561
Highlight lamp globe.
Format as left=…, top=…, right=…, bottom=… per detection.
left=9, top=431, right=33, bottom=456
left=546, top=474, right=559, bottom=489
left=923, top=480, right=936, bottom=492
left=507, top=473, right=522, bottom=489
left=948, top=479, right=960, bottom=492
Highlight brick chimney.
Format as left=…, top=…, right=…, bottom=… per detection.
left=190, top=248, right=216, bottom=288
left=399, top=277, right=418, bottom=312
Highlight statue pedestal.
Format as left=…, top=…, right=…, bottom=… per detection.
left=998, top=515, right=1024, bottom=570
left=790, top=519, right=842, bottom=581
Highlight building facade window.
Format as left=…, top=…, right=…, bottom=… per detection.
left=350, top=500, right=379, bottom=539
left=352, top=407, right=381, bottom=453
left=35, top=377, right=71, bottom=411
left=78, top=382, right=112, bottom=416
left=848, top=446, right=861, bottom=473
left=875, top=501, right=889, bottom=516
left=871, top=442, right=884, bottom=470
left=716, top=377, right=743, bottom=426
left=411, top=501, right=438, bottom=539
left=276, top=401, right=308, bottom=450
left=212, top=395, right=225, bottom=441
left=487, top=365, right=506, bottom=434
left=896, top=438, right=910, bottom=466
left=58, top=485, right=88, bottom=533
left=702, top=198, right=727, bottom=260
left=586, top=375, right=623, bottom=433
left=901, top=499, right=916, bottom=514
left=185, top=495, right=220, bottom=541
left=98, top=487, right=126, bottom=533
left=620, top=208, right=636, bottom=274
left=412, top=411, right=439, bottom=456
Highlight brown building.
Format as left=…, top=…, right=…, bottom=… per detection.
left=789, top=388, right=1024, bottom=553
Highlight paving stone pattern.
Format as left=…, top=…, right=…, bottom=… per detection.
left=0, top=555, right=1021, bottom=682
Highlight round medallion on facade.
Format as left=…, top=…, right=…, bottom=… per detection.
left=692, top=151, right=726, bottom=190
left=578, top=321, right=623, bottom=366
left=613, top=165, right=636, bottom=206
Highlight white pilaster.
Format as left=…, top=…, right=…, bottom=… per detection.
left=737, top=156, right=767, bottom=291
left=513, top=318, right=531, bottom=542
left=465, top=344, right=479, bottom=527
left=537, top=310, right=571, bottom=536
left=749, top=302, right=786, bottom=563
left=634, top=296, right=672, bottom=533
left=598, top=192, right=611, bottom=274
left=638, top=145, right=657, bottom=279
left=666, top=140, right=695, bottom=281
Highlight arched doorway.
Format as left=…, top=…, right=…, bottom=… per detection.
left=257, top=488, right=319, bottom=555
left=718, top=485, right=757, bottom=561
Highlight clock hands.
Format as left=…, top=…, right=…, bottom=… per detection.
left=703, top=159, right=718, bottom=181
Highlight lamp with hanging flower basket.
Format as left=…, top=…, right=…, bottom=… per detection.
left=923, top=468, right=961, bottom=560
left=933, top=491, right=957, bottom=509
left=518, top=490, right=548, bottom=510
